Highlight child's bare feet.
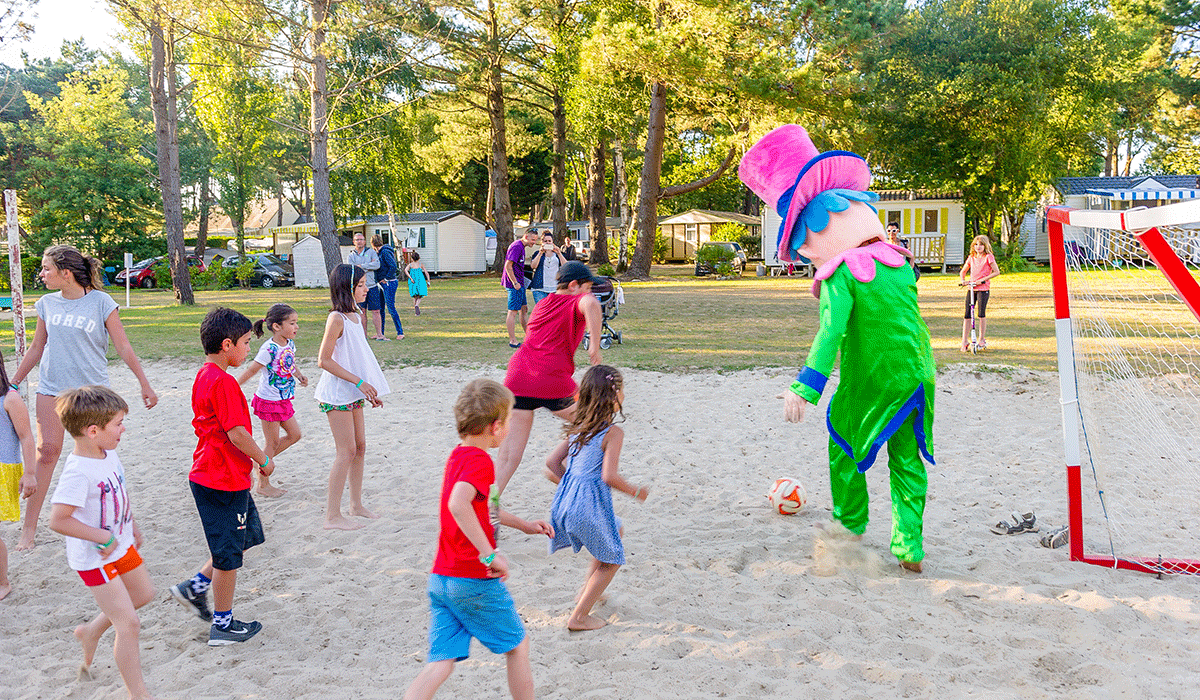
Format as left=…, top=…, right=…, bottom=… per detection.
left=567, top=614, right=607, bottom=631
left=15, top=529, right=35, bottom=551
left=349, top=505, right=379, bottom=519
left=74, top=622, right=103, bottom=668
left=899, top=559, right=923, bottom=573
left=324, top=515, right=365, bottom=530
left=255, top=484, right=287, bottom=498
left=0, top=581, right=11, bottom=601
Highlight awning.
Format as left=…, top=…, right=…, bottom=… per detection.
left=1086, top=189, right=1200, bottom=201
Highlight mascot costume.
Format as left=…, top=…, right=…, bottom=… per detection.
left=739, top=125, right=935, bottom=572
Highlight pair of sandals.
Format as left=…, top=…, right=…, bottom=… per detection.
left=990, top=511, right=1038, bottom=535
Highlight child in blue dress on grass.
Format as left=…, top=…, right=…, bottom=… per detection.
left=545, top=365, right=647, bottom=631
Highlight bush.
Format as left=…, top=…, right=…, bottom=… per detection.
left=151, top=259, right=171, bottom=287
left=696, top=243, right=736, bottom=268
left=234, top=257, right=256, bottom=287
left=715, top=261, right=735, bottom=277
left=186, top=236, right=232, bottom=252
left=709, top=222, right=760, bottom=258
left=597, top=263, right=615, bottom=277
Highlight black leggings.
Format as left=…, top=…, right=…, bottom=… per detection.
left=964, top=289, right=990, bottom=319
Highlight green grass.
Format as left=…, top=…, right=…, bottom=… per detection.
left=0, top=266, right=1062, bottom=372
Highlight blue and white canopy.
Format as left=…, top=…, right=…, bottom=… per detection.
left=1086, top=187, right=1200, bottom=201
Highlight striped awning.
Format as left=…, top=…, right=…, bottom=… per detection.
left=1086, top=188, right=1200, bottom=201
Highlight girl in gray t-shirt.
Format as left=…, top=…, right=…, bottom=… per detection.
left=10, top=245, right=158, bottom=551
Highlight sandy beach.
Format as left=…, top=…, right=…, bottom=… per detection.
left=2, top=360, right=1198, bottom=699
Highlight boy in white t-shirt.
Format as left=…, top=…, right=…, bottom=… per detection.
left=48, top=386, right=158, bottom=700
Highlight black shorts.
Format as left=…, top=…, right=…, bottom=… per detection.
left=190, top=482, right=265, bottom=571
left=512, top=395, right=575, bottom=412
left=964, top=289, right=990, bottom=319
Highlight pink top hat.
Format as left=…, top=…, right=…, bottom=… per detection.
left=738, top=125, right=872, bottom=262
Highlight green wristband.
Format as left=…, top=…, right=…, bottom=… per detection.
left=355, top=379, right=364, bottom=389
left=480, top=551, right=498, bottom=566
left=96, top=534, right=115, bottom=551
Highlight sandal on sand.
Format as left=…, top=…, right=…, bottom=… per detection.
left=990, top=511, right=1038, bottom=535
left=1040, top=524, right=1069, bottom=549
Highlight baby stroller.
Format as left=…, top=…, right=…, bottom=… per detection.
left=582, top=276, right=624, bottom=350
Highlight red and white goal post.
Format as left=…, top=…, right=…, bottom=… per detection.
left=1048, top=200, right=1200, bottom=576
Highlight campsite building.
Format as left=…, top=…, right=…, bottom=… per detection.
left=658, top=210, right=761, bottom=262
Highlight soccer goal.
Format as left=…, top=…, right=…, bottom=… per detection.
left=1048, top=200, right=1200, bottom=575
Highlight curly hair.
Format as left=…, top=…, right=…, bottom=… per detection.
left=563, top=365, right=624, bottom=452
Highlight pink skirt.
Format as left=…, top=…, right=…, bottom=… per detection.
left=251, top=395, right=295, bottom=422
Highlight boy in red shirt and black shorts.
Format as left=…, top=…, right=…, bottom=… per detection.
left=402, top=379, right=553, bottom=700
left=170, top=307, right=275, bottom=646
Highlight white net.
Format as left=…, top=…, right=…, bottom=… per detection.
left=1062, top=222, right=1200, bottom=574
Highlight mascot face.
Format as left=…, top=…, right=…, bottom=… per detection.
left=797, top=201, right=885, bottom=268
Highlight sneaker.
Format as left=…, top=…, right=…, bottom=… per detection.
left=170, top=581, right=212, bottom=622
left=208, top=618, right=263, bottom=646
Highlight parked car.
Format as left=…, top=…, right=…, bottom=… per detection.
left=114, top=255, right=206, bottom=288
left=694, top=241, right=747, bottom=276
left=219, top=253, right=295, bottom=288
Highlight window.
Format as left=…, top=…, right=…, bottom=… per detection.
left=923, top=210, right=939, bottom=233
left=685, top=224, right=698, bottom=242
left=887, top=211, right=901, bottom=229
left=405, top=227, right=427, bottom=248
left=374, top=228, right=392, bottom=245
left=419, top=227, right=426, bottom=247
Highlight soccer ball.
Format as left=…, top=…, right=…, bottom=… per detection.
left=767, top=477, right=807, bottom=515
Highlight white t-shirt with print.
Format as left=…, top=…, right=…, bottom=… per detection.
left=253, top=338, right=298, bottom=401
left=50, top=451, right=135, bottom=571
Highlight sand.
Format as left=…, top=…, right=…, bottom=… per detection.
left=2, top=361, right=1198, bottom=699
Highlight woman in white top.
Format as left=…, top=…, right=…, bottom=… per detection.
left=530, top=231, right=568, bottom=306
left=11, top=245, right=157, bottom=551
left=314, top=264, right=390, bottom=531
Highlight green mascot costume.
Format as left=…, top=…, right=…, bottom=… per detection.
left=739, top=125, right=935, bottom=571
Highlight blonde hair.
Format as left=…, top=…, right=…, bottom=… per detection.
left=969, top=235, right=994, bottom=257
left=455, top=379, right=514, bottom=437
left=56, top=386, right=129, bottom=437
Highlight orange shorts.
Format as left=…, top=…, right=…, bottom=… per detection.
left=78, top=545, right=143, bottom=587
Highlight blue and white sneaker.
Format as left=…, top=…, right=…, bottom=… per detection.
left=208, top=618, right=263, bottom=646
left=170, top=581, right=212, bottom=622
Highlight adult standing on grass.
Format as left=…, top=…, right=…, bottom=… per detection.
left=11, top=245, right=158, bottom=551
left=529, top=232, right=567, bottom=306
left=372, top=234, right=404, bottom=340
left=503, top=229, right=540, bottom=348
left=349, top=233, right=385, bottom=341
left=494, top=261, right=604, bottom=493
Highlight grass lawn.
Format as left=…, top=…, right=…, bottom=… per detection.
left=0, top=265, right=1062, bottom=372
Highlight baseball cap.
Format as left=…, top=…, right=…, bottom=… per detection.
left=557, top=261, right=603, bottom=286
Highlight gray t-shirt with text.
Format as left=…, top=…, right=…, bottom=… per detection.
left=34, top=290, right=119, bottom=396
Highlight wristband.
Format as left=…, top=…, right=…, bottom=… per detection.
left=355, top=379, right=365, bottom=389
left=96, top=534, right=114, bottom=551
left=260, top=459, right=270, bottom=470
left=634, top=487, right=643, bottom=499
left=479, top=551, right=499, bottom=566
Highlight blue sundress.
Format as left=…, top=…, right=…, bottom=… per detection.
left=548, top=426, right=625, bottom=565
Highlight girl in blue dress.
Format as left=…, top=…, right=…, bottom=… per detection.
left=546, top=365, right=648, bottom=631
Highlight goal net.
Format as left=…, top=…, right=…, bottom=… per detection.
left=1049, top=200, right=1200, bottom=575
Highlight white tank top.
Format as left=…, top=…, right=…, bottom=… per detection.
left=313, top=312, right=391, bottom=405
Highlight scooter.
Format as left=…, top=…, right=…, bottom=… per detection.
left=962, top=281, right=979, bottom=354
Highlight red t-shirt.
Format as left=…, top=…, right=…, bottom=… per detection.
left=431, top=445, right=496, bottom=579
left=504, top=293, right=585, bottom=399
left=190, top=362, right=254, bottom=491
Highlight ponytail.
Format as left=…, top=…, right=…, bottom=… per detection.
left=43, top=245, right=103, bottom=290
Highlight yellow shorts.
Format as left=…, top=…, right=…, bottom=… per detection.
left=0, top=461, right=21, bottom=521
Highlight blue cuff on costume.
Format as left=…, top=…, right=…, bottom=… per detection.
left=796, top=367, right=827, bottom=395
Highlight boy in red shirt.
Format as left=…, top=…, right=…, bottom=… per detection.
left=403, top=379, right=553, bottom=700
left=170, top=307, right=274, bottom=646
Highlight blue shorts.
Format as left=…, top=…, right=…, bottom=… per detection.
left=426, top=574, right=525, bottom=662
left=531, top=289, right=550, bottom=306
left=190, top=482, right=264, bottom=571
left=360, top=286, right=383, bottom=311
left=506, top=287, right=527, bottom=312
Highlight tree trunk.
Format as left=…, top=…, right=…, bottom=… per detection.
left=196, top=173, right=210, bottom=258
left=550, top=88, right=568, bottom=247
left=310, top=0, right=341, bottom=275
left=486, top=0, right=515, bottom=274
left=614, top=143, right=628, bottom=271
left=148, top=14, right=193, bottom=305
left=629, top=80, right=668, bottom=278
left=587, top=137, right=608, bottom=265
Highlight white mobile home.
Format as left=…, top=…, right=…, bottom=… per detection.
left=760, top=191, right=966, bottom=271
left=1051, top=176, right=1200, bottom=261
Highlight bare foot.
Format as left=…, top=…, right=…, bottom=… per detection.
left=0, top=582, right=11, bottom=601
left=324, top=516, right=365, bottom=531
left=349, top=505, right=379, bottom=519
left=396, top=335, right=404, bottom=340
left=15, top=529, right=35, bottom=551
left=75, top=622, right=104, bottom=668
left=567, top=614, right=608, bottom=631
left=899, top=559, right=923, bottom=573
left=255, top=484, right=287, bottom=498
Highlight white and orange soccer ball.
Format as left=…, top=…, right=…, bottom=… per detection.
left=767, top=477, right=807, bottom=515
